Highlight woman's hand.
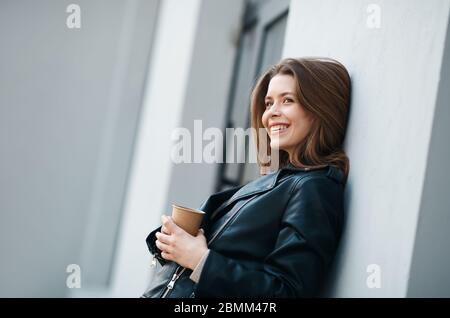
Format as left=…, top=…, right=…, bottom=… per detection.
left=155, top=215, right=208, bottom=270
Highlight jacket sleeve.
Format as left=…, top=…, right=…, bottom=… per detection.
left=194, top=176, right=344, bottom=298
left=146, top=225, right=168, bottom=266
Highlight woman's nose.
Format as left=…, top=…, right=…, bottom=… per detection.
left=267, top=102, right=282, bottom=116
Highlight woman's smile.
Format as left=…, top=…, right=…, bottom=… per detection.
left=269, top=124, right=290, bottom=136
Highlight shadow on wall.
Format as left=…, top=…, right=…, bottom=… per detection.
left=318, top=180, right=353, bottom=297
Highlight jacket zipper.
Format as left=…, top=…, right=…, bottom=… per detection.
left=160, top=266, right=186, bottom=298
left=159, top=194, right=259, bottom=298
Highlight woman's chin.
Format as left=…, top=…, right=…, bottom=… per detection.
left=270, top=139, right=286, bottom=150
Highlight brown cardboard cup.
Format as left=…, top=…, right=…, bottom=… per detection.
left=171, top=204, right=205, bottom=236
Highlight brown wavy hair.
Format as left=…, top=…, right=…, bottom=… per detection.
left=250, top=57, right=351, bottom=183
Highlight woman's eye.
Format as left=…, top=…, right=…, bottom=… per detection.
left=283, top=98, right=293, bottom=103
left=265, top=102, right=272, bottom=108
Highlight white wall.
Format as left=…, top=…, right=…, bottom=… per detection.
left=109, top=0, right=245, bottom=298
left=163, top=0, right=245, bottom=239
left=109, top=0, right=203, bottom=297
left=283, top=0, right=450, bottom=297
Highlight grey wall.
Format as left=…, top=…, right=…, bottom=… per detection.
left=108, top=0, right=205, bottom=297
left=407, top=16, right=450, bottom=297
left=283, top=0, right=450, bottom=297
left=0, top=0, right=158, bottom=297
left=164, top=0, right=245, bottom=216
left=108, top=0, right=246, bottom=297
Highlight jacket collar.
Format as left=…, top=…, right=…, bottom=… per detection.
left=283, top=163, right=345, bottom=184
left=200, top=163, right=345, bottom=220
left=222, top=164, right=344, bottom=207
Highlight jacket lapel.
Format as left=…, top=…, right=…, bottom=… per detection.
left=198, top=185, right=243, bottom=215
left=199, top=169, right=284, bottom=225
left=198, top=164, right=337, bottom=225
left=221, top=169, right=282, bottom=207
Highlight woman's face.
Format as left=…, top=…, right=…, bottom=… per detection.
left=261, top=74, right=312, bottom=158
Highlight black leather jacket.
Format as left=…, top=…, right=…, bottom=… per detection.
left=142, top=164, right=346, bottom=298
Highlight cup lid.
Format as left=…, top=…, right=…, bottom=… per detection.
left=172, top=203, right=205, bottom=214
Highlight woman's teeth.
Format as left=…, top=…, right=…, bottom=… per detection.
left=270, top=125, right=289, bottom=133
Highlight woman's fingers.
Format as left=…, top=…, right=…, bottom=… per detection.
left=155, top=238, right=172, bottom=254
left=161, top=251, right=173, bottom=261
left=161, top=215, right=171, bottom=234
left=155, top=232, right=172, bottom=245
left=161, top=224, right=170, bottom=235
left=161, top=215, right=178, bottom=234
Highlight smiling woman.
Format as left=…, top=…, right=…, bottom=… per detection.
left=252, top=57, right=351, bottom=180
left=262, top=75, right=313, bottom=159
left=142, top=57, right=352, bottom=298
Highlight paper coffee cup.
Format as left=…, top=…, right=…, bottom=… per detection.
left=171, top=204, right=205, bottom=236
